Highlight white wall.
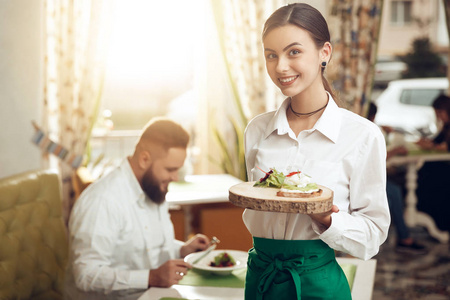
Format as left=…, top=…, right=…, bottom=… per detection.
left=0, top=0, right=43, bottom=178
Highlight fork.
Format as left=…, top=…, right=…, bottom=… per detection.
left=192, top=236, right=220, bottom=264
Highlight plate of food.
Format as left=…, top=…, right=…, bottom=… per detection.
left=229, top=168, right=333, bottom=214
left=184, top=250, right=248, bottom=276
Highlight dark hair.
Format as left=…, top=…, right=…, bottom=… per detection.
left=432, top=94, right=450, bottom=118
left=139, top=117, right=189, bottom=152
left=367, top=102, right=377, bottom=122
left=263, top=3, right=339, bottom=105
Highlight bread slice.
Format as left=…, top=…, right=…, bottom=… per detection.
left=276, top=189, right=323, bottom=198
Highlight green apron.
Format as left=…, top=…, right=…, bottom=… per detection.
left=245, top=237, right=351, bottom=300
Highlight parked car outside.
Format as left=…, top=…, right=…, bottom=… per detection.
left=373, top=56, right=407, bottom=87
left=374, top=77, right=449, bottom=141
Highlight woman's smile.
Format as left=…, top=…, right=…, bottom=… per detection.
left=279, top=75, right=299, bottom=85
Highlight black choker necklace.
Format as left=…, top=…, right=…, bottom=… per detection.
left=288, top=100, right=328, bottom=118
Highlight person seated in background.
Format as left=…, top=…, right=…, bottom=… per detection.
left=416, top=94, right=450, bottom=152
left=65, top=117, right=211, bottom=300
left=368, top=103, right=426, bottom=254
left=414, top=94, right=450, bottom=233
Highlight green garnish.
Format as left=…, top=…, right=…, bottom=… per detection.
left=253, top=168, right=285, bottom=188
left=281, top=183, right=319, bottom=191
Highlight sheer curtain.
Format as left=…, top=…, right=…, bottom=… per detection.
left=43, top=0, right=114, bottom=223
left=205, top=0, right=283, bottom=180
left=327, top=0, right=384, bottom=115
left=211, top=0, right=284, bottom=120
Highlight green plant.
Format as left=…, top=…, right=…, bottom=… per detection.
left=210, top=116, right=247, bottom=181
left=400, top=37, right=446, bottom=78
left=209, top=1, right=249, bottom=181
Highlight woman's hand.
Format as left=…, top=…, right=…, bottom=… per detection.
left=180, top=234, right=210, bottom=258
left=309, top=205, right=339, bottom=229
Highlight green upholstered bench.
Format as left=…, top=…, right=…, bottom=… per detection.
left=0, top=170, right=68, bottom=299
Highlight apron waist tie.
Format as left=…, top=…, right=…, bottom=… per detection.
left=258, top=256, right=305, bottom=300
left=251, top=238, right=335, bottom=300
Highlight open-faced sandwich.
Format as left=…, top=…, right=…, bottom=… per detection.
left=254, top=167, right=322, bottom=198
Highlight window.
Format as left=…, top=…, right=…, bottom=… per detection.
left=390, top=0, right=412, bottom=26
left=100, top=0, right=205, bottom=131
left=399, top=89, right=444, bottom=106
left=89, top=0, right=208, bottom=171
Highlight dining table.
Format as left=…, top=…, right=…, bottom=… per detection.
left=386, top=148, right=450, bottom=243
left=166, top=174, right=243, bottom=240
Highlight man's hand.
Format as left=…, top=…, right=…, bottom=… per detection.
left=387, top=145, right=408, bottom=160
left=180, top=234, right=210, bottom=258
left=309, top=205, right=339, bottom=229
left=148, top=259, right=191, bottom=288
left=416, top=138, right=434, bottom=150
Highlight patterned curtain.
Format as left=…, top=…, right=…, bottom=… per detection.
left=444, top=0, right=450, bottom=95
left=211, top=0, right=284, bottom=121
left=209, top=0, right=283, bottom=180
left=327, top=0, right=384, bottom=116
left=43, top=0, right=114, bottom=223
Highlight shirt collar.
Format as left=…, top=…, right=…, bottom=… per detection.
left=120, top=158, right=147, bottom=205
left=262, top=92, right=341, bottom=143
left=263, top=98, right=291, bottom=139
left=313, top=95, right=341, bottom=143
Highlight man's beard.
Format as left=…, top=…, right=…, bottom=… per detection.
left=141, top=166, right=167, bottom=204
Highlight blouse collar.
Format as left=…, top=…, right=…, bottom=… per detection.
left=263, top=92, right=342, bottom=143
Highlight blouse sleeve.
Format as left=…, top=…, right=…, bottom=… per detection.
left=312, top=130, right=391, bottom=260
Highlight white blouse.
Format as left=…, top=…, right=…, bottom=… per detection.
left=244, top=95, right=390, bottom=260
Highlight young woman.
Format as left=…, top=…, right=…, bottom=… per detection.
left=243, top=4, right=390, bottom=299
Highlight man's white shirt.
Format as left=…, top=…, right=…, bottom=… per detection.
left=66, top=159, right=182, bottom=296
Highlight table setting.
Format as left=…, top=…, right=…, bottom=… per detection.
left=138, top=244, right=247, bottom=300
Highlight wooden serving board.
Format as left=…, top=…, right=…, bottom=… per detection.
left=229, top=181, right=333, bottom=214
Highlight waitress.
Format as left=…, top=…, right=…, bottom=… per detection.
left=243, top=3, right=390, bottom=299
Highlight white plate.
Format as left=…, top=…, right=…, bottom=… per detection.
left=184, top=250, right=248, bottom=275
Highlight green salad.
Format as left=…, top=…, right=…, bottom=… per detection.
left=253, top=168, right=285, bottom=188
left=209, top=252, right=236, bottom=267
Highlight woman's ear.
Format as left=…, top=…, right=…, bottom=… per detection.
left=320, top=42, right=332, bottom=63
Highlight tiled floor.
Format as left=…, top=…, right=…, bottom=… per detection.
left=372, top=227, right=450, bottom=300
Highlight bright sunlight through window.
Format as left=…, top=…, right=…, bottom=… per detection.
left=100, top=0, right=206, bottom=130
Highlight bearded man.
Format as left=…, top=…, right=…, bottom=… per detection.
left=65, top=118, right=210, bottom=299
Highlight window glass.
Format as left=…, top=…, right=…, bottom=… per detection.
left=100, top=0, right=204, bottom=130
left=390, top=1, right=412, bottom=26
left=89, top=0, right=207, bottom=171
left=399, top=89, right=444, bottom=106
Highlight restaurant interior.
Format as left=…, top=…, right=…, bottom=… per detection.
left=1, top=0, right=449, bottom=299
